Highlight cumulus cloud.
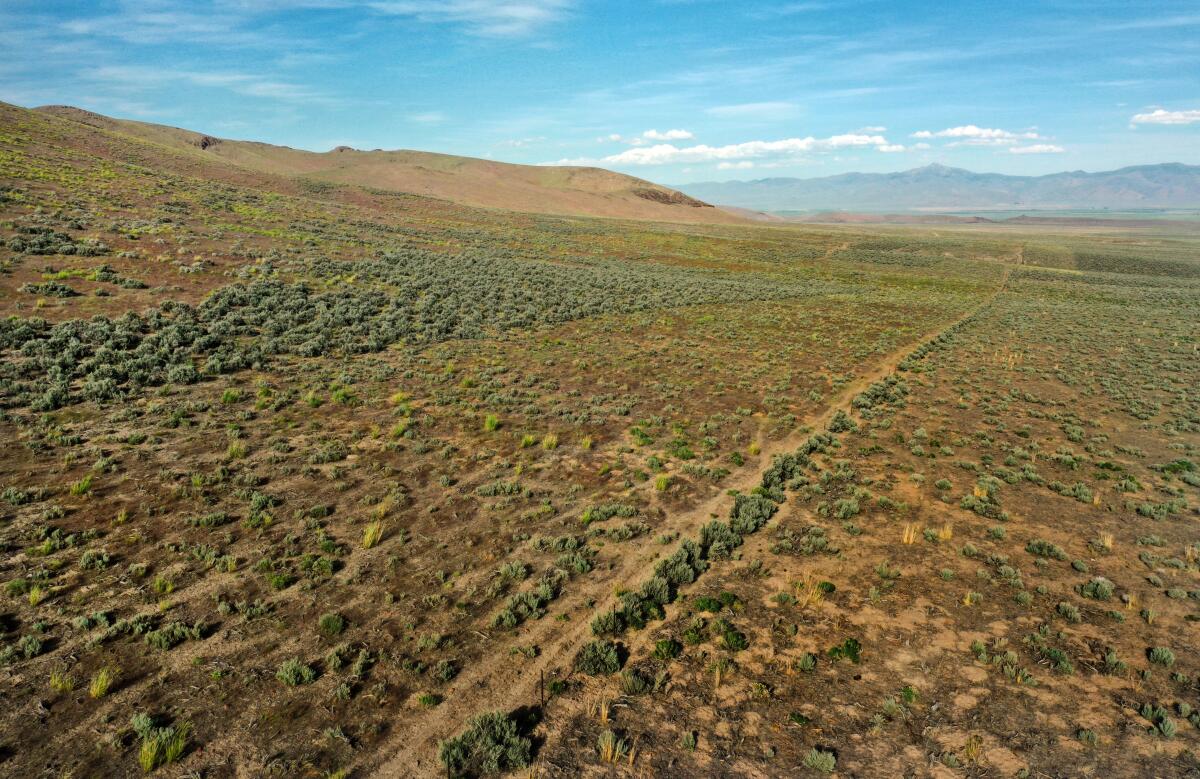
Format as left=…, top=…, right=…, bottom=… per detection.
left=546, top=132, right=897, bottom=166
left=877, top=144, right=905, bottom=152
left=717, top=161, right=755, bottom=170
left=642, top=128, right=694, bottom=141
left=1130, top=108, right=1200, bottom=125
left=912, top=124, right=1041, bottom=146
left=1009, top=144, right=1064, bottom=154
left=600, top=129, right=694, bottom=145
left=611, top=134, right=889, bottom=165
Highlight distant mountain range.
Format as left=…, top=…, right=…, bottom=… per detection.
left=677, top=163, right=1200, bottom=212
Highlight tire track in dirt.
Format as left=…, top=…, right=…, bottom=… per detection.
left=371, top=255, right=1020, bottom=776
left=531, top=250, right=1025, bottom=770
left=609, top=254, right=1022, bottom=697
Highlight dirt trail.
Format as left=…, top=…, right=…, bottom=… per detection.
left=608, top=255, right=1022, bottom=703
left=371, top=256, right=1019, bottom=776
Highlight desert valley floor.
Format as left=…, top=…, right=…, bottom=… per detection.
left=0, top=102, right=1198, bottom=777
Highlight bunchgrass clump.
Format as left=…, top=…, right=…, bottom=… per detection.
left=69, top=474, right=93, bottom=496
left=362, top=521, right=383, bottom=549
left=132, top=714, right=191, bottom=772
left=89, top=666, right=118, bottom=698
left=597, top=729, right=629, bottom=764
left=49, top=667, right=75, bottom=693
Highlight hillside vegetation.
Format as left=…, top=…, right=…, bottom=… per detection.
left=0, top=101, right=1198, bottom=778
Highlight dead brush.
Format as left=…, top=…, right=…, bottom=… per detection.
left=961, top=734, right=984, bottom=764
left=793, top=576, right=825, bottom=610
left=992, top=348, right=1023, bottom=369
left=371, top=495, right=394, bottom=521
left=587, top=696, right=611, bottom=725
left=49, top=667, right=75, bottom=693
left=711, top=657, right=733, bottom=691
left=902, top=523, right=919, bottom=545
left=362, top=520, right=384, bottom=549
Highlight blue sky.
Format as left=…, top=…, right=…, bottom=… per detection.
left=2, top=1, right=1199, bottom=183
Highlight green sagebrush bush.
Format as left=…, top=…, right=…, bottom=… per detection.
left=438, top=710, right=531, bottom=777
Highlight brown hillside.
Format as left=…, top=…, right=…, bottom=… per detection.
left=34, top=104, right=736, bottom=223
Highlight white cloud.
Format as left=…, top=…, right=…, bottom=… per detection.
left=717, top=161, right=754, bottom=170
left=877, top=144, right=905, bottom=152
left=88, top=65, right=327, bottom=104
left=705, top=101, right=798, bottom=119
left=611, top=135, right=889, bottom=165
left=642, top=128, right=693, bottom=141
left=546, top=132, right=896, bottom=167
left=947, top=139, right=1012, bottom=147
left=912, top=124, right=1042, bottom=147
left=1094, top=13, right=1200, bottom=32
left=367, top=1, right=572, bottom=37
left=57, top=1, right=572, bottom=43
left=600, top=129, right=695, bottom=145
left=747, top=2, right=830, bottom=19
left=497, top=135, right=545, bottom=147
left=1009, top=144, right=1064, bottom=154
left=60, top=6, right=273, bottom=46
left=913, top=142, right=931, bottom=150
left=1130, top=108, right=1200, bottom=125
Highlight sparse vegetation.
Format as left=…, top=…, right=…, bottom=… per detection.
left=0, top=99, right=1196, bottom=777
